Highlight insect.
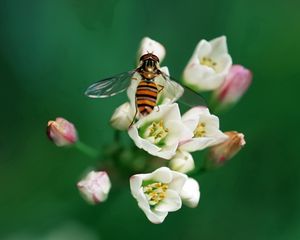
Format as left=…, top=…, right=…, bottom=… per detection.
left=85, top=53, right=206, bottom=119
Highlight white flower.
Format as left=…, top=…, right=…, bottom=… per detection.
left=137, top=37, right=166, bottom=62
left=77, top=171, right=111, bottom=204
left=169, top=150, right=195, bottom=173
left=110, top=102, right=135, bottom=130
left=183, top=36, right=232, bottom=91
left=128, top=103, right=193, bottom=159
left=126, top=67, right=184, bottom=119
left=130, top=167, right=187, bottom=224
left=179, top=107, right=228, bottom=152
left=180, top=178, right=200, bottom=208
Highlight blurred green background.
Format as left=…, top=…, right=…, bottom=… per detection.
left=1, top=0, right=300, bottom=239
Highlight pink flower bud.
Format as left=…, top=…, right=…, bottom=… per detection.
left=214, top=65, right=252, bottom=107
left=208, top=131, right=245, bottom=166
left=47, top=117, right=78, bottom=146
left=77, top=171, right=111, bottom=204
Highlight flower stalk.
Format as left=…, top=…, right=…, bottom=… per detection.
left=74, top=141, right=99, bottom=159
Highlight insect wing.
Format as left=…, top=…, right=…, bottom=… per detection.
left=85, top=71, right=135, bottom=98
left=179, top=83, right=207, bottom=107
left=161, top=73, right=207, bottom=107
left=156, top=75, right=183, bottom=104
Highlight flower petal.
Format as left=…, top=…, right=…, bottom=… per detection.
left=110, top=102, right=135, bottom=130
left=180, top=134, right=227, bottom=152
left=149, top=167, right=173, bottom=183
left=168, top=170, right=188, bottom=192
left=209, top=36, right=228, bottom=58
left=169, top=151, right=195, bottom=173
left=134, top=186, right=168, bottom=224
left=137, top=37, right=166, bottom=63
left=155, top=189, right=182, bottom=212
left=180, top=178, right=200, bottom=208
left=145, top=208, right=168, bottom=224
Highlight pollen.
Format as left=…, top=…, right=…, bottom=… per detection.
left=144, top=120, right=168, bottom=145
left=194, top=122, right=206, bottom=137
left=143, top=182, right=168, bottom=206
left=200, top=57, right=217, bottom=70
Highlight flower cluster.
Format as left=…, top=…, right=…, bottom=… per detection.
left=108, top=37, right=249, bottom=223
left=46, top=36, right=251, bottom=224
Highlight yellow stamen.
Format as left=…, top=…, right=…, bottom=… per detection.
left=143, top=182, right=168, bottom=206
left=144, top=120, right=168, bottom=144
left=200, top=57, right=217, bottom=70
left=194, top=122, right=206, bottom=137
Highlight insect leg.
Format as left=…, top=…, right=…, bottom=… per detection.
left=157, top=84, right=164, bottom=93
left=129, top=101, right=139, bottom=128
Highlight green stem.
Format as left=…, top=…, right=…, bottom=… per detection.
left=209, top=94, right=219, bottom=113
left=74, top=141, right=99, bottom=159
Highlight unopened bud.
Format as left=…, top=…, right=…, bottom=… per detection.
left=169, top=151, right=195, bottom=173
left=214, top=65, right=252, bottom=108
left=137, top=37, right=166, bottom=62
left=47, top=117, right=78, bottom=146
left=110, top=102, right=134, bottom=131
left=77, top=171, right=111, bottom=204
left=180, top=178, right=200, bottom=208
left=209, top=131, right=245, bottom=166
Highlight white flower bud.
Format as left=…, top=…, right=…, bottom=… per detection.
left=77, top=171, right=111, bottom=204
left=180, top=178, right=200, bottom=208
left=169, top=151, right=195, bottom=173
left=110, top=102, right=135, bottom=131
left=137, top=37, right=166, bottom=62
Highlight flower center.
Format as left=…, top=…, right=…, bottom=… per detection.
left=143, top=182, right=168, bottom=206
left=200, top=57, right=217, bottom=70
left=143, top=120, right=168, bottom=145
left=194, top=122, right=206, bottom=137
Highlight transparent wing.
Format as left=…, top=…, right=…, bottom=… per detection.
left=160, top=72, right=207, bottom=107
left=85, top=70, right=136, bottom=98
left=178, top=83, right=207, bottom=107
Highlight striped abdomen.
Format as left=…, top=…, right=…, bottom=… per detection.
left=136, top=80, right=158, bottom=116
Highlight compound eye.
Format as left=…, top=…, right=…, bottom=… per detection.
left=153, top=54, right=159, bottom=63
left=140, top=53, right=148, bottom=62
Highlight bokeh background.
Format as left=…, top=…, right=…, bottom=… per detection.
left=1, top=0, right=300, bottom=239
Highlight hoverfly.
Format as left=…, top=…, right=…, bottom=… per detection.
left=85, top=53, right=206, bottom=120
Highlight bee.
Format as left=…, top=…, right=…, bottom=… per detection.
left=85, top=53, right=206, bottom=120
